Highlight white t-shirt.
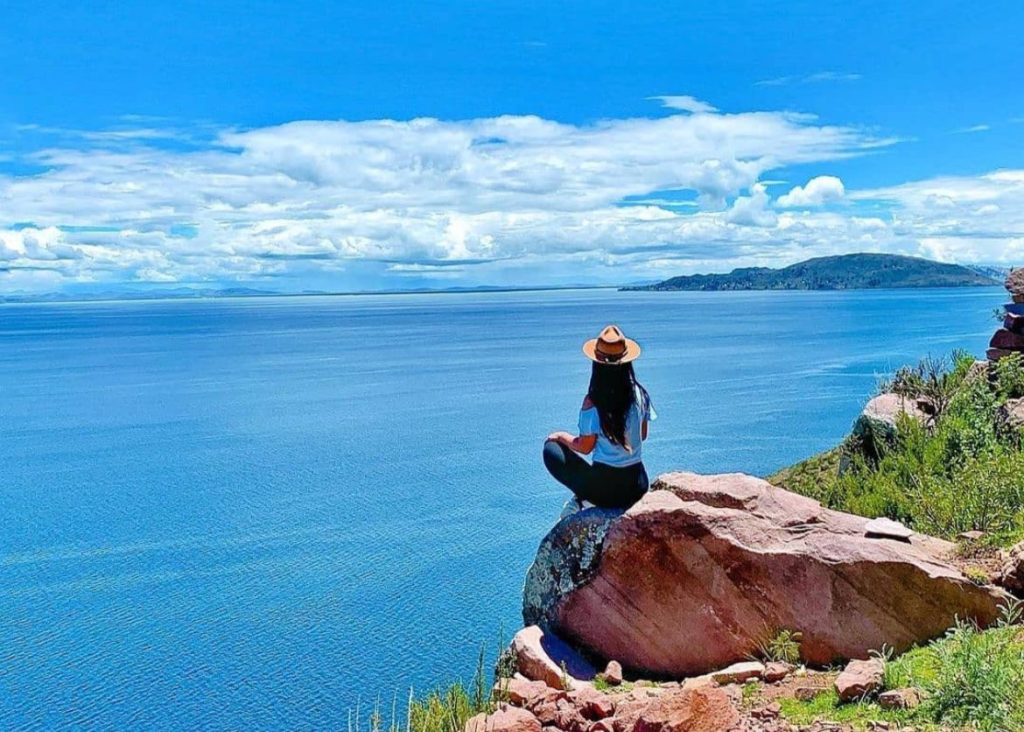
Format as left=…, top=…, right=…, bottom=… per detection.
left=578, top=387, right=656, bottom=468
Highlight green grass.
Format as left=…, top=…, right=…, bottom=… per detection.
left=769, top=351, right=1024, bottom=546
left=777, top=689, right=912, bottom=730
left=778, top=604, right=1024, bottom=732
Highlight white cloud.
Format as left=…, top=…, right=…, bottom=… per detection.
left=647, top=95, right=718, bottom=114
left=757, top=72, right=861, bottom=86
left=954, top=124, right=990, bottom=134
left=777, top=176, right=846, bottom=207
left=0, top=106, right=893, bottom=290
left=725, top=184, right=777, bottom=227
left=4, top=103, right=1023, bottom=293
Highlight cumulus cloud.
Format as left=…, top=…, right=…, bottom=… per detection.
left=0, top=106, right=893, bottom=290
left=776, top=176, right=846, bottom=208
left=725, top=184, right=777, bottom=227
left=4, top=103, right=1023, bottom=293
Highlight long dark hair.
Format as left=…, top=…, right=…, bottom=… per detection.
left=587, top=362, right=651, bottom=450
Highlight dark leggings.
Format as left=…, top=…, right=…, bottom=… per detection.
left=542, top=440, right=649, bottom=508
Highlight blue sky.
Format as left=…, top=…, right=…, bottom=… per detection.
left=1, top=0, right=1023, bottom=293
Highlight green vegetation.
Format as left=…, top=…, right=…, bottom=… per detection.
left=756, top=628, right=803, bottom=665
left=771, top=352, right=1024, bottom=547
left=624, top=253, right=1000, bottom=292
left=778, top=603, right=1024, bottom=731
left=406, top=651, right=495, bottom=732
left=777, top=689, right=909, bottom=729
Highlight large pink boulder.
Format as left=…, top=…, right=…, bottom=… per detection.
left=523, top=472, right=1008, bottom=677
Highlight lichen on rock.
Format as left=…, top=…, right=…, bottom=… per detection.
left=522, top=506, right=623, bottom=628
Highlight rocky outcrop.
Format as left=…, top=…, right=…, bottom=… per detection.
left=998, top=398, right=1024, bottom=435
left=988, top=269, right=1024, bottom=361
left=851, top=392, right=931, bottom=444
left=523, top=472, right=1008, bottom=677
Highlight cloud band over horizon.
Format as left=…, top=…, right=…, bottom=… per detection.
left=2, top=100, right=1023, bottom=293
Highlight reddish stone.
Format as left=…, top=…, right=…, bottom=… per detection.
left=511, top=625, right=595, bottom=690
left=878, top=688, right=922, bottom=710
left=609, top=695, right=650, bottom=732
left=569, top=687, right=616, bottom=720
left=762, top=662, right=794, bottom=683
left=632, top=686, right=739, bottom=732
left=464, top=706, right=542, bottom=732
left=990, top=329, right=1024, bottom=350
left=834, top=658, right=884, bottom=702
left=989, top=347, right=1017, bottom=361
left=495, top=677, right=551, bottom=707
left=999, top=541, right=1024, bottom=594
left=1004, top=312, right=1024, bottom=335
left=599, top=660, right=623, bottom=686
left=1007, top=269, right=1024, bottom=298
left=751, top=702, right=781, bottom=720
left=709, top=661, right=764, bottom=685
left=526, top=473, right=1007, bottom=677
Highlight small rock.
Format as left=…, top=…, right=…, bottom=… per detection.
left=633, top=686, right=740, bottom=732
left=553, top=697, right=588, bottom=732
left=464, top=706, right=542, bottom=732
left=709, top=660, right=765, bottom=685
left=834, top=658, right=884, bottom=703
left=999, top=398, right=1024, bottom=435
left=494, top=677, right=550, bottom=707
left=751, top=702, right=781, bottom=720
left=588, top=721, right=615, bottom=732
left=864, top=517, right=913, bottom=542
left=599, top=660, right=623, bottom=686
left=878, top=687, right=922, bottom=710
left=763, top=662, right=795, bottom=683
left=681, top=676, right=714, bottom=691
left=793, top=687, right=823, bottom=702
left=1005, top=312, right=1024, bottom=335
left=569, top=686, right=616, bottom=720
left=1006, top=268, right=1024, bottom=298
left=510, top=625, right=596, bottom=690
left=608, top=695, right=649, bottom=732
left=990, top=329, right=1024, bottom=350
left=853, top=393, right=930, bottom=444
left=999, top=540, right=1024, bottom=594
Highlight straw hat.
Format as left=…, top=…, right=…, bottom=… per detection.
left=583, top=325, right=641, bottom=365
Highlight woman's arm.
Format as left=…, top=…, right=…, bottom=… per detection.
left=546, top=431, right=597, bottom=455
left=641, top=420, right=649, bottom=441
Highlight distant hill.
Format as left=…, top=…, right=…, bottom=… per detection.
left=624, top=253, right=1001, bottom=292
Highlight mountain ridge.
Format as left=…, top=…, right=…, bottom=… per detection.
left=624, top=253, right=1001, bottom=291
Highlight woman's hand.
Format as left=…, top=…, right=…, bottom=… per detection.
left=546, top=431, right=574, bottom=444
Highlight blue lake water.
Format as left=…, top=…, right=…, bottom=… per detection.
left=0, top=287, right=1003, bottom=729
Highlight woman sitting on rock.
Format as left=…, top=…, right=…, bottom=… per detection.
left=543, top=325, right=655, bottom=510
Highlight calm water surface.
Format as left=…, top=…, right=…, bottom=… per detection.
left=0, top=287, right=1002, bottom=729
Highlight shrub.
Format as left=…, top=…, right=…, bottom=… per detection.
left=994, top=352, right=1024, bottom=401
left=920, top=603, right=1024, bottom=731
left=784, top=351, right=1024, bottom=543
left=756, top=628, right=803, bottom=665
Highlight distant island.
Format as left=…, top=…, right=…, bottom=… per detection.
left=624, top=253, right=1003, bottom=292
